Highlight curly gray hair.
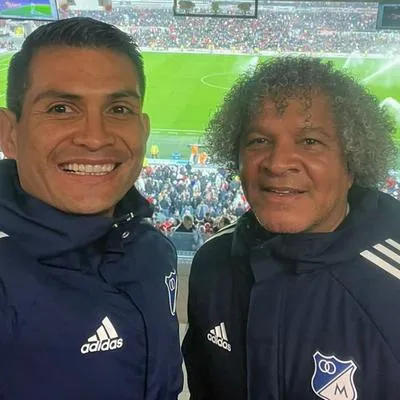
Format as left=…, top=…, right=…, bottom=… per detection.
left=206, top=57, right=398, bottom=188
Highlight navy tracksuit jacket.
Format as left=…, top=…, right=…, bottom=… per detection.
left=183, top=185, right=400, bottom=399
left=0, top=160, right=183, bottom=399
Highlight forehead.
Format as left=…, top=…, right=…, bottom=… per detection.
left=26, top=46, right=140, bottom=97
left=257, top=91, right=334, bottom=125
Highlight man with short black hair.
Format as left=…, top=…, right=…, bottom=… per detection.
left=175, top=215, right=195, bottom=233
left=0, top=17, right=182, bottom=399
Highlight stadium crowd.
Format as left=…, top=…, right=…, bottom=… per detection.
left=136, top=163, right=248, bottom=249
left=382, top=172, right=400, bottom=201
left=61, top=4, right=400, bottom=54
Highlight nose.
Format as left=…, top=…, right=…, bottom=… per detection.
left=72, top=111, right=115, bottom=150
left=262, top=140, right=299, bottom=175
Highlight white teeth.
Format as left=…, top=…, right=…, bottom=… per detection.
left=269, top=189, right=295, bottom=194
left=60, top=163, right=116, bottom=175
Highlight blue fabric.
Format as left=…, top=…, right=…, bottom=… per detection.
left=183, top=185, right=400, bottom=399
left=0, top=160, right=182, bottom=399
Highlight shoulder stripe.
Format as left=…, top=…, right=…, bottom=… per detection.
left=361, top=238, right=400, bottom=281
left=374, top=243, right=400, bottom=264
left=0, top=232, right=8, bottom=239
left=385, top=238, right=400, bottom=251
left=361, top=250, right=400, bottom=280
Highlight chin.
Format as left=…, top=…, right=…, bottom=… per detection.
left=62, top=203, right=114, bottom=217
left=257, top=216, right=311, bottom=234
left=265, top=224, right=306, bottom=234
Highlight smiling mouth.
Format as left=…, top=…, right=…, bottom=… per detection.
left=263, top=187, right=306, bottom=195
left=59, top=163, right=120, bottom=176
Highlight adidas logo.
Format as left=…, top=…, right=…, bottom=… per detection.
left=361, top=238, right=400, bottom=281
left=207, top=322, right=231, bottom=352
left=80, top=316, right=123, bottom=355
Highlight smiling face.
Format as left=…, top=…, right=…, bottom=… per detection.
left=1, top=46, right=149, bottom=216
left=239, top=92, right=353, bottom=233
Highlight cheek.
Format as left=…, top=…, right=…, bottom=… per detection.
left=238, top=165, right=251, bottom=195
left=308, top=160, right=351, bottom=203
left=121, top=130, right=147, bottom=152
left=239, top=153, right=259, bottom=181
left=16, top=120, right=62, bottom=152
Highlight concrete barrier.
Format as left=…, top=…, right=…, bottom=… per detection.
left=177, top=255, right=193, bottom=324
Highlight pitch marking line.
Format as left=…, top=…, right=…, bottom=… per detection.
left=200, top=72, right=231, bottom=90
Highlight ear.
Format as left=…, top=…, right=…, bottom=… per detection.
left=347, top=174, right=354, bottom=190
left=346, top=163, right=354, bottom=190
left=142, top=113, right=150, bottom=142
left=0, top=108, right=17, bottom=159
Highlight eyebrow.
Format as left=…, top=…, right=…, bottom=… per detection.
left=33, top=90, right=81, bottom=105
left=32, top=89, right=142, bottom=105
left=107, top=90, right=141, bottom=102
left=298, top=126, right=333, bottom=139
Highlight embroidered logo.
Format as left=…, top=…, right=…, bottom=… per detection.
left=80, top=316, right=123, bottom=354
left=207, top=322, right=231, bottom=352
left=165, top=270, right=178, bottom=316
left=311, top=351, right=357, bottom=400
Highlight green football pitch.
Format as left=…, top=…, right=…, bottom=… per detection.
left=0, top=5, right=52, bottom=18
left=0, top=52, right=399, bottom=160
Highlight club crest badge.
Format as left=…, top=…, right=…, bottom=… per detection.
left=165, top=270, right=177, bottom=316
left=311, top=351, right=358, bottom=400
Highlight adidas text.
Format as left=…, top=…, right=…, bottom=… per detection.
left=81, top=338, right=123, bottom=354
left=207, top=333, right=231, bottom=352
left=80, top=316, right=123, bottom=355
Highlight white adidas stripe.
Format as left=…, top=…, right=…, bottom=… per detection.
left=361, top=250, right=400, bottom=280
left=220, top=322, right=228, bottom=341
left=102, top=316, right=118, bottom=339
left=210, top=322, right=228, bottom=341
left=0, top=231, right=9, bottom=239
left=361, top=238, right=400, bottom=280
left=97, top=326, right=109, bottom=342
left=374, top=243, right=400, bottom=264
left=386, top=238, right=400, bottom=252
left=87, top=334, right=97, bottom=343
left=87, top=317, right=119, bottom=342
left=215, top=324, right=223, bottom=339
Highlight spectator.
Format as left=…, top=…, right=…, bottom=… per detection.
left=175, top=214, right=195, bottom=233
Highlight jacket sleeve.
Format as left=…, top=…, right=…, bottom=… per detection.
left=181, top=254, right=212, bottom=400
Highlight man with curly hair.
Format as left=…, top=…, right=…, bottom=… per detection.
left=182, top=57, right=400, bottom=399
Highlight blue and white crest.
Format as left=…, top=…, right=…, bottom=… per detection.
left=311, top=351, right=358, bottom=400
left=164, top=270, right=177, bottom=316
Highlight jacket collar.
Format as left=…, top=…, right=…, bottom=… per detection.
left=0, top=159, right=152, bottom=259
left=232, top=185, right=391, bottom=266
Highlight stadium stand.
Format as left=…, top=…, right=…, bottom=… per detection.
left=136, top=163, right=248, bottom=251
left=58, top=4, right=399, bottom=54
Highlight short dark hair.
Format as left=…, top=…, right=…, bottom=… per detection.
left=7, top=17, right=145, bottom=120
left=183, top=215, right=193, bottom=223
left=206, top=57, right=398, bottom=188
